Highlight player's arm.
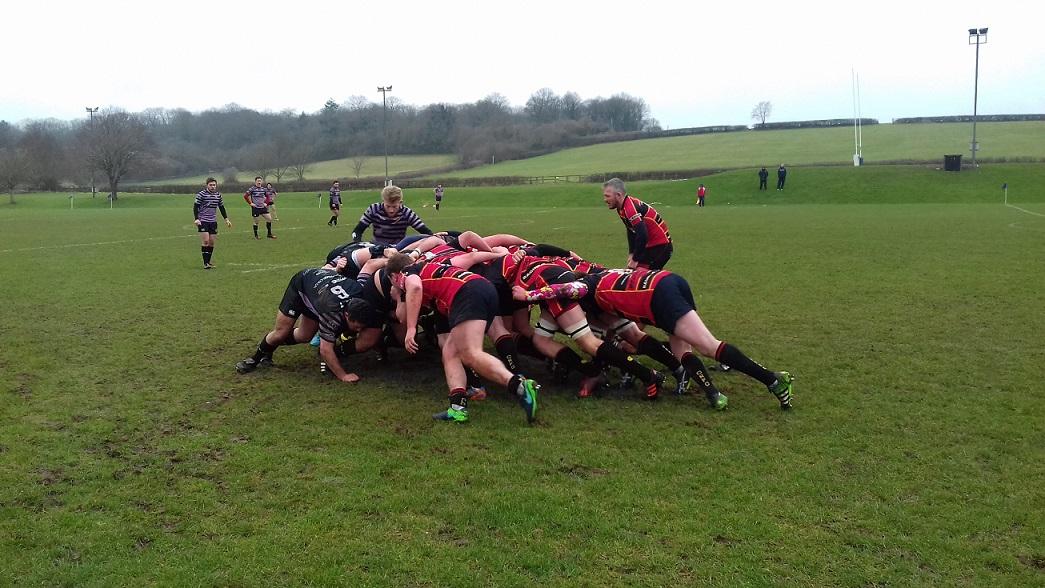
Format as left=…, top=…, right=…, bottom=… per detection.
left=193, top=202, right=202, bottom=225
left=403, top=208, right=433, bottom=235
left=243, top=191, right=252, bottom=205
left=319, top=338, right=359, bottom=383
left=219, top=204, right=232, bottom=226
left=631, top=222, right=649, bottom=262
left=449, top=247, right=508, bottom=269
left=402, top=274, right=423, bottom=353
left=528, top=243, right=572, bottom=258
left=512, top=281, right=588, bottom=302
left=350, top=210, right=373, bottom=242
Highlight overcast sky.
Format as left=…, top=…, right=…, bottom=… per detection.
left=4, top=0, right=1042, bottom=129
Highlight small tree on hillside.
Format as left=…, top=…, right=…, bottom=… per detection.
left=81, top=110, right=152, bottom=201
left=291, top=144, right=315, bottom=182
left=351, top=153, right=368, bottom=178
left=751, top=101, right=773, bottom=127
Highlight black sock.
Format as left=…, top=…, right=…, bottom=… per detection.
left=252, top=336, right=279, bottom=361
left=716, top=342, right=776, bottom=387
left=507, top=374, right=524, bottom=397
left=201, top=246, right=209, bottom=264
left=494, top=335, right=520, bottom=373
left=467, top=368, right=483, bottom=390
left=681, top=352, right=720, bottom=399
left=595, top=342, right=654, bottom=383
left=333, top=217, right=338, bottom=226
left=266, top=222, right=272, bottom=236
left=448, top=388, right=468, bottom=411
left=253, top=225, right=259, bottom=237
left=554, top=347, right=583, bottom=373
left=514, top=335, right=545, bottom=360
left=635, top=335, right=681, bottom=371
left=203, top=246, right=214, bottom=265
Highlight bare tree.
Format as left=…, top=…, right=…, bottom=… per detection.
left=351, top=153, right=369, bottom=178
left=751, top=101, right=773, bottom=127
left=0, top=147, right=28, bottom=204
left=81, top=111, right=151, bottom=200
left=291, top=144, right=315, bottom=182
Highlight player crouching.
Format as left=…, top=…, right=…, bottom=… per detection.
left=385, top=253, right=540, bottom=424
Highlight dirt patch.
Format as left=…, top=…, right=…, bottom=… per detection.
left=1018, top=554, right=1045, bottom=570
left=557, top=462, right=609, bottom=479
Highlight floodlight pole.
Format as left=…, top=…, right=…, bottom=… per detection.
left=86, top=106, right=99, bottom=197
left=377, top=85, right=392, bottom=185
left=968, top=27, right=987, bottom=169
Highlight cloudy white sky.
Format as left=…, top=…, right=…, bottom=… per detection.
left=3, top=0, right=1042, bottom=129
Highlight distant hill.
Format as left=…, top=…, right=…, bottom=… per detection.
left=441, top=121, right=1045, bottom=179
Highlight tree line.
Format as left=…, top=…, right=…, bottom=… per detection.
left=0, top=89, right=657, bottom=199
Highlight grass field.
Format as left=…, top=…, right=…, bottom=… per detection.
left=134, top=154, right=457, bottom=187
left=446, top=121, right=1045, bottom=178
left=2, top=164, right=1044, bottom=585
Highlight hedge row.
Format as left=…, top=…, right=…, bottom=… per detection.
left=754, top=118, right=879, bottom=130
left=892, top=114, right=1045, bottom=124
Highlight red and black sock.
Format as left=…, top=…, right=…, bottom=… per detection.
left=448, top=387, right=468, bottom=411
left=715, top=342, right=775, bottom=387
left=467, top=368, right=483, bottom=390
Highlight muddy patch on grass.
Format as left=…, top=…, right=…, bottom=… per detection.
left=1018, top=554, right=1045, bottom=570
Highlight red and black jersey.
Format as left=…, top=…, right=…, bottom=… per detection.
left=408, top=262, right=484, bottom=316
left=513, top=256, right=579, bottom=318
left=617, top=195, right=671, bottom=247
left=591, top=268, right=669, bottom=325
left=563, top=257, right=608, bottom=276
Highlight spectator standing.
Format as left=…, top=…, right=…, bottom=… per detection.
left=696, top=183, right=707, bottom=207
left=758, top=167, right=769, bottom=190
left=777, top=164, right=787, bottom=190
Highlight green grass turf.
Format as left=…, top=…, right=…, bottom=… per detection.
left=1, top=164, right=1043, bottom=585
left=134, top=154, right=458, bottom=187
left=447, top=121, right=1045, bottom=178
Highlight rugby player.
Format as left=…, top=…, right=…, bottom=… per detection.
left=602, top=177, right=672, bottom=270
left=235, top=258, right=376, bottom=383
left=244, top=176, right=276, bottom=239
left=350, top=185, right=433, bottom=246
left=192, top=177, right=233, bottom=269
left=328, top=180, right=342, bottom=226
left=385, top=253, right=540, bottom=424
left=265, top=182, right=279, bottom=220
left=567, top=268, right=794, bottom=410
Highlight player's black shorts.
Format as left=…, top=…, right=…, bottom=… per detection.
left=471, top=262, right=524, bottom=316
left=447, top=279, right=498, bottom=330
left=251, top=206, right=270, bottom=217
left=329, top=203, right=340, bottom=211
left=650, top=273, right=696, bottom=334
left=278, top=273, right=319, bottom=321
left=637, top=243, right=673, bottom=271
left=197, top=221, right=218, bottom=234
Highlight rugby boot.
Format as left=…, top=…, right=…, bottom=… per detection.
left=643, top=371, right=665, bottom=401
left=769, top=371, right=794, bottom=410
left=517, top=379, right=540, bottom=424
left=433, top=407, right=469, bottom=422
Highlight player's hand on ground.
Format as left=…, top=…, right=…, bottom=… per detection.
left=404, top=328, right=419, bottom=354
left=339, top=372, right=361, bottom=383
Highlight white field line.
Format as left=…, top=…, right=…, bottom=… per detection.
left=227, top=261, right=314, bottom=274
left=0, top=226, right=306, bottom=254
left=1005, top=202, right=1045, bottom=218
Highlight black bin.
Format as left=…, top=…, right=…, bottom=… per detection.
left=944, top=154, right=962, bottom=172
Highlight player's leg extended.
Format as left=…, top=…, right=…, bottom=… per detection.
left=672, top=311, right=792, bottom=409
left=555, top=306, right=662, bottom=399
left=453, top=319, right=539, bottom=423
left=237, top=311, right=298, bottom=373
